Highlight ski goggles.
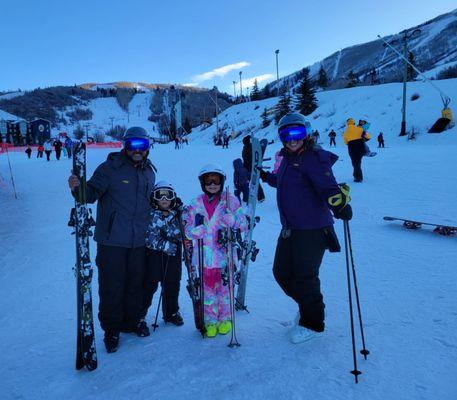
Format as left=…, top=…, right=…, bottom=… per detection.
left=124, top=137, right=150, bottom=152
left=278, top=124, right=308, bottom=143
left=203, top=175, right=222, bottom=186
left=152, top=188, right=176, bottom=201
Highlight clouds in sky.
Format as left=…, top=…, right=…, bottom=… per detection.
left=240, top=73, right=274, bottom=89
left=192, top=61, right=250, bottom=83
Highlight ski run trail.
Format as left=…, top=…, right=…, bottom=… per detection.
left=1, top=129, right=457, bottom=400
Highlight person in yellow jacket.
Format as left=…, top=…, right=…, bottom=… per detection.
left=343, top=118, right=371, bottom=182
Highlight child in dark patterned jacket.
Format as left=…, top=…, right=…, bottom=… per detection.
left=142, top=180, right=184, bottom=327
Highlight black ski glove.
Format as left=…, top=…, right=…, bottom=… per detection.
left=333, top=204, right=353, bottom=221
left=195, top=213, right=204, bottom=226
left=257, top=167, right=268, bottom=182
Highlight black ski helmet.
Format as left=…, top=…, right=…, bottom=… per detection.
left=123, top=126, right=149, bottom=141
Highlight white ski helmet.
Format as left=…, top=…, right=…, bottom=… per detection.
left=153, top=180, right=175, bottom=192
left=151, top=180, right=177, bottom=208
left=198, top=163, right=226, bottom=193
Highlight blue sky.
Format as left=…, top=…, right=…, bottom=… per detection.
left=1, top=0, right=455, bottom=93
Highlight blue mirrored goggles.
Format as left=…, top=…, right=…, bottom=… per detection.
left=124, top=137, right=150, bottom=152
left=278, top=124, right=308, bottom=143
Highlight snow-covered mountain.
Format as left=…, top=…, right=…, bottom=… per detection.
left=193, top=77, right=457, bottom=147
left=266, top=8, right=457, bottom=93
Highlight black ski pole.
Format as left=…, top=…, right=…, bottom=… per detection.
left=152, top=253, right=171, bottom=332
left=345, top=220, right=369, bottom=359
left=225, top=187, right=240, bottom=347
left=344, top=220, right=361, bottom=383
left=198, top=238, right=205, bottom=338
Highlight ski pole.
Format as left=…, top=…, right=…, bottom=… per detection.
left=198, top=238, right=206, bottom=338
left=5, top=145, right=18, bottom=199
left=225, top=186, right=241, bottom=348
left=345, top=220, right=370, bottom=359
left=152, top=253, right=171, bottom=332
left=343, top=220, right=361, bottom=383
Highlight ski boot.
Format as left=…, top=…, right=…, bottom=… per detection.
left=289, top=325, right=322, bottom=344
left=164, top=312, right=184, bottom=326
left=218, top=320, right=232, bottom=335
left=205, top=323, right=218, bottom=338
left=134, top=320, right=150, bottom=337
left=104, top=331, right=120, bottom=353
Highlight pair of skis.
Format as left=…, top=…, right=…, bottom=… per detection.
left=236, top=137, right=268, bottom=311
left=68, top=141, right=97, bottom=371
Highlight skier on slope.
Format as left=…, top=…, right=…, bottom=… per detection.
left=328, top=130, right=336, bottom=147
left=184, top=164, right=247, bottom=338
left=142, top=181, right=184, bottom=327
left=43, top=140, right=52, bottom=161
left=343, top=118, right=371, bottom=182
left=68, top=126, right=156, bottom=353
left=258, top=113, right=352, bottom=344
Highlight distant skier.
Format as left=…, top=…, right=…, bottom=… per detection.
left=53, top=139, right=62, bottom=160
left=258, top=112, right=352, bottom=344
left=222, top=133, right=230, bottom=149
left=343, top=118, right=371, bottom=182
left=377, top=132, right=385, bottom=148
left=44, top=141, right=52, bottom=161
left=233, top=158, right=250, bottom=204
left=328, top=130, right=336, bottom=147
left=25, top=145, right=32, bottom=159
left=184, top=164, right=247, bottom=338
left=37, top=144, right=44, bottom=158
left=242, top=135, right=265, bottom=202
left=67, top=127, right=156, bottom=353
left=143, top=181, right=184, bottom=327
left=312, top=130, right=320, bottom=144
left=65, top=137, right=73, bottom=158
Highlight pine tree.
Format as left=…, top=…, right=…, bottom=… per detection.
left=295, top=68, right=318, bottom=116
left=346, top=70, right=359, bottom=88
left=274, top=92, right=291, bottom=124
left=261, top=85, right=272, bottom=99
left=251, top=79, right=261, bottom=101
left=369, top=68, right=380, bottom=85
left=407, top=52, right=417, bottom=81
left=183, top=117, right=192, bottom=133
left=261, top=107, right=270, bottom=128
left=317, top=65, right=329, bottom=88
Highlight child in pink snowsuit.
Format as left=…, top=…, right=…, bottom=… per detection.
left=184, top=164, right=247, bottom=337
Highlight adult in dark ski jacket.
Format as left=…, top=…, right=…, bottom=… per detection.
left=53, top=139, right=62, bottom=160
left=68, top=126, right=156, bottom=353
left=259, top=113, right=352, bottom=344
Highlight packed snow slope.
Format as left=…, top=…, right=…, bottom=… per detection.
left=193, top=78, right=457, bottom=146
left=1, top=120, right=457, bottom=399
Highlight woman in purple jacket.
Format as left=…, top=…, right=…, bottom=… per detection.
left=259, top=113, right=352, bottom=344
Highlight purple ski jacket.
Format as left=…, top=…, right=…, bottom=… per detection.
left=265, top=146, right=340, bottom=230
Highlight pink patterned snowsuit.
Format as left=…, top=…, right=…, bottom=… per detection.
left=184, top=191, right=247, bottom=325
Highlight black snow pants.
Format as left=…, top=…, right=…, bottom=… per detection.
left=95, top=244, right=146, bottom=333
left=142, top=248, right=182, bottom=320
left=45, top=150, right=51, bottom=161
left=273, top=229, right=327, bottom=332
left=348, top=139, right=365, bottom=181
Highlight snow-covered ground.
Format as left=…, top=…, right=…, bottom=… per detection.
left=1, top=123, right=456, bottom=398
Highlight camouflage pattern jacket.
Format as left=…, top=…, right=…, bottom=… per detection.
left=145, top=209, right=182, bottom=256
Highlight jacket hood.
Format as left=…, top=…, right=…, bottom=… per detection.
left=347, top=118, right=355, bottom=126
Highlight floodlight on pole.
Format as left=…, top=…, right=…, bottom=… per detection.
left=275, top=49, right=280, bottom=96
left=239, top=71, right=243, bottom=102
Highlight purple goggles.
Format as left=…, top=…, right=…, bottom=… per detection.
left=124, top=137, right=150, bottom=152
left=278, top=124, right=308, bottom=143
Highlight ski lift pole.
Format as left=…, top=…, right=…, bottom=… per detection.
left=5, top=145, right=18, bottom=199
left=377, top=35, right=451, bottom=107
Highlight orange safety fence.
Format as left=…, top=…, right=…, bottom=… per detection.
left=0, top=141, right=122, bottom=155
